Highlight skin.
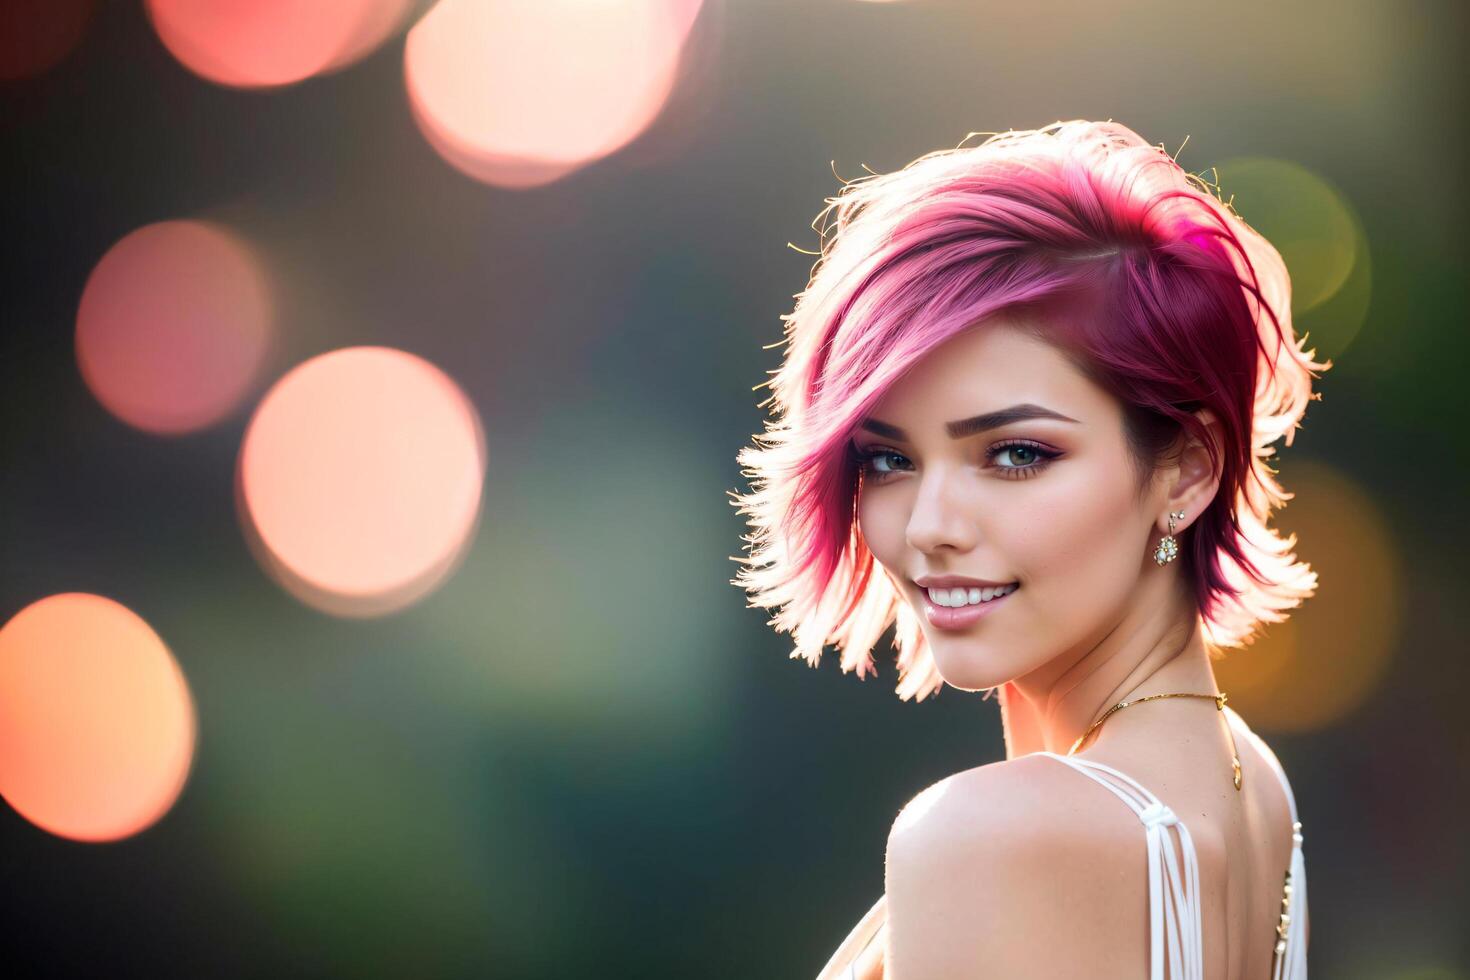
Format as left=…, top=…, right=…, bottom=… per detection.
left=825, top=312, right=1304, bottom=979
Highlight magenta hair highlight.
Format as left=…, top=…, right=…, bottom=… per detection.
left=730, top=120, right=1330, bottom=701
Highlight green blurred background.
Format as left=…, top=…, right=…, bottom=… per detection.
left=1, top=0, right=1466, bottom=977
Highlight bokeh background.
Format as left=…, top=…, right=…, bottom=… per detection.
left=2, top=0, right=1466, bottom=977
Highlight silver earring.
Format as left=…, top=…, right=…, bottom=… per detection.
left=1153, top=510, right=1185, bottom=565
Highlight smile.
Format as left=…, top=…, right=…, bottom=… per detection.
left=924, top=583, right=1018, bottom=607
left=920, top=583, right=1019, bottom=630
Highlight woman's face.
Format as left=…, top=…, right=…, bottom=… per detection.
left=853, top=315, right=1172, bottom=692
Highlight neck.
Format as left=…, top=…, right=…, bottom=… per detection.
left=1006, top=574, right=1221, bottom=757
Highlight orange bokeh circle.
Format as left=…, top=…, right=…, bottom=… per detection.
left=238, top=346, right=486, bottom=616
left=0, top=593, right=197, bottom=842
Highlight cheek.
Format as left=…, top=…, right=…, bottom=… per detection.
left=856, top=492, right=902, bottom=566
left=1006, top=460, right=1146, bottom=617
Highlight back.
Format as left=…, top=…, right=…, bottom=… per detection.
left=816, top=705, right=1307, bottom=980
left=1034, top=704, right=1307, bottom=979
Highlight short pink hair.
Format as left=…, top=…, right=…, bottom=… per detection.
left=729, top=120, right=1330, bottom=701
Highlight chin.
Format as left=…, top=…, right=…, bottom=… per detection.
left=928, top=643, right=1012, bottom=693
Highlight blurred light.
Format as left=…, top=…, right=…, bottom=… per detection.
left=238, top=346, right=486, bottom=617
left=1214, top=459, right=1402, bottom=733
left=145, top=0, right=416, bottom=89
left=1217, top=156, right=1372, bottom=359
left=404, top=0, right=703, bottom=188
left=0, top=594, right=196, bottom=842
left=601, top=0, right=725, bottom=175
left=0, top=0, right=94, bottom=80
left=76, top=219, right=274, bottom=435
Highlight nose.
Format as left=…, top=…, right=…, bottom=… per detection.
left=904, top=465, right=979, bottom=554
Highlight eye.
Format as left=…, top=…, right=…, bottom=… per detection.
left=986, top=439, right=1061, bottom=478
left=851, top=444, right=912, bottom=481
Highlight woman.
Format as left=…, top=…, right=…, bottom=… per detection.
left=731, top=120, right=1327, bottom=978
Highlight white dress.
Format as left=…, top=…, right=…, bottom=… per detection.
left=823, top=705, right=1308, bottom=979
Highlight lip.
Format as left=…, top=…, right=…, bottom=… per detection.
left=918, top=582, right=1018, bottom=630
left=914, top=574, right=1014, bottom=589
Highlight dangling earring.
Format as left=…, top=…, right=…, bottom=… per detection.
left=1153, top=510, right=1185, bottom=565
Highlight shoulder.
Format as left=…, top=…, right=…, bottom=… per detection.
left=883, top=754, right=1146, bottom=978
left=884, top=753, right=1128, bottom=869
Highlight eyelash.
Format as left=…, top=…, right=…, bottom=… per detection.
left=850, top=439, right=1061, bottom=482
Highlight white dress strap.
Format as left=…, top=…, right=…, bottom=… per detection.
left=1224, top=707, right=1308, bottom=979
left=1038, top=751, right=1205, bottom=980
left=815, top=892, right=886, bottom=980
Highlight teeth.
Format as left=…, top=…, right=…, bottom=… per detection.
left=926, top=583, right=1017, bottom=607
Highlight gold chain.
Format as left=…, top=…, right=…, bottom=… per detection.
left=1068, top=691, right=1243, bottom=791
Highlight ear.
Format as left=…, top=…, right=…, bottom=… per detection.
left=1159, top=408, right=1224, bottom=534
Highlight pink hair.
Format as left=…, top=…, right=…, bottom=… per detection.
left=729, top=120, right=1330, bottom=701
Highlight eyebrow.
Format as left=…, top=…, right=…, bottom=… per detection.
left=858, top=403, right=1080, bottom=441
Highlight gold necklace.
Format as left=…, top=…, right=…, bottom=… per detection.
left=1067, top=691, right=1243, bottom=791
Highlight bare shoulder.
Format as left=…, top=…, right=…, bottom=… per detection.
left=887, top=754, right=1076, bottom=844
left=883, top=754, right=1146, bottom=979
left=885, top=753, right=1127, bottom=862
